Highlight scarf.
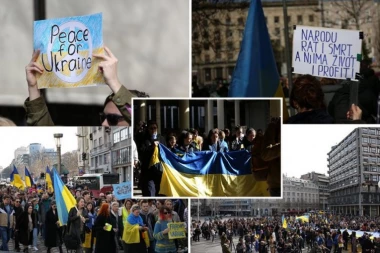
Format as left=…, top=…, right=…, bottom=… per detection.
left=127, top=213, right=144, bottom=226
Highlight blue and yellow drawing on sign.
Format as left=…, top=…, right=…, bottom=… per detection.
left=34, top=13, right=105, bottom=88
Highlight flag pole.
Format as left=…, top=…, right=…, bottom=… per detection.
left=282, top=0, right=295, bottom=116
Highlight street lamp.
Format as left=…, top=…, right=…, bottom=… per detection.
left=54, top=133, right=63, bottom=175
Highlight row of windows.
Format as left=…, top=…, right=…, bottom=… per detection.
left=113, top=147, right=131, bottom=165
left=329, top=132, right=356, bottom=157
left=362, top=128, right=378, bottom=135
left=270, top=14, right=314, bottom=24
left=363, top=137, right=380, bottom=144
left=284, top=192, right=318, bottom=198
left=91, top=153, right=108, bottom=167
left=114, top=128, right=132, bottom=144
left=362, top=146, right=380, bottom=154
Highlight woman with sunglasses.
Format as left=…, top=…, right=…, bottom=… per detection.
left=45, top=201, right=63, bottom=253
left=24, top=47, right=134, bottom=126
left=153, top=207, right=176, bottom=253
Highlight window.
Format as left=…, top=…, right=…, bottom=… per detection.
left=193, top=32, right=199, bottom=40
left=121, top=128, right=127, bottom=141
left=214, top=30, right=221, bottom=41
left=297, top=15, right=303, bottom=23
left=227, top=42, right=233, bottom=51
left=203, top=31, right=209, bottom=39
left=287, top=16, right=291, bottom=22
left=91, top=158, right=94, bottom=167
left=99, top=154, right=102, bottom=165
left=363, top=137, right=369, bottom=143
left=104, top=154, right=107, bottom=164
left=226, top=30, right=233, bottom=38
left=203, top=42, right=210, bottom=50
left=309, top=15, right=314, bottom=22
left=215, top=43, right=221, bottom=51
left=238, top=17, right=244, bottom=26
left=215, top=53, right=222, bottom=61
left=205, top=55, right=210, bottom=63
left=227, top=53, right=233, bottom=61
left=113, top=132, right=120, bottom=144
left=94, top=139, right=97, bottom=147
left=274, top=16, right=279, bottom=23
left=225, top=17, right=231, bottom=25
left=216, top=67, right=223, bottom=78
left=99, top=137, right=102, bottom=146
left=204, top=68, right=211, bottom=82
left=275, top=28, right=280, bottom=36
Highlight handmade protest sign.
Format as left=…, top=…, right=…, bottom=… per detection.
left=292, top=25, right=362, bottom=80
left=112, top=181, right=132, bottom=200
left=168, top=222, right=186, bottom=239
left=34, top=13, right=105, bottom=88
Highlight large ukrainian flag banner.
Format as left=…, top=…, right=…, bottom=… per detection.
left=228, top=0, right=288, bottom=121
left=34, top=13, right=105, bottom=88
left=53, top=168, right=76, bottom=225
left=156, top=145, right=269, bottom=197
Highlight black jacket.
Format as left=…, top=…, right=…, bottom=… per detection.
left=287, top=109, right=334, bottom=124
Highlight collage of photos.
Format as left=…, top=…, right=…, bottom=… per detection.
left=0, top=0, right=380, bottom=253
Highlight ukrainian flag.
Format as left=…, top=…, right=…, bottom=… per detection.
left=46, top=166, right=54, bottom=192
left=10, top=166, right=25, bottom=190
left=282, top=215, right=287, bottom=229
left=296, top=215, right=309, bottom=223
left=228, top=0, right=288, bottom=121
left=156, top=144, right=269, bottom=197
left=53, top=168, right=76, bottom=225
left=25, top=167, right=34, bottom=187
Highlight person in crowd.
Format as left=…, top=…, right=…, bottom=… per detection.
left=167, top=135, right=178, bottom=153
left=0, top=195, right=14, bottom=251
left=24, top=47, right=134, bottom=126
left=110, top=202, right=121, bottom=252
left=287, top=74, right=334, bottom=123
left=38, top=193, right=51, bottom=241
left=230, top=126, right=244, bottom=151
left=190, top=129, right=203, bottom=151
left=31, top=199, right=39, bottom=251
left=45, top=201, right=63, bottom=253
left=154, top=206, right=176, bottom=253
left=16, top=204, right=34, bottom=253
left=242, top=128, right=256, bottom=151
left=83, top=202, right=96, bottom=253
left=203, top=128, right=228, bottom=152
left=218, top=130, right=229, bottom=152
left=122, top=204, right=147, bottom=253
left=178, top=131, right=198, bottom=153
left=68, top=197, right=88, bottom=253
left=140, top=200, right=156, bottom=253
left=13, top=197, right=24, bottom=252
left=137, top=120, right=167, bottom=196
left=94, top=203, right=116, bottom=253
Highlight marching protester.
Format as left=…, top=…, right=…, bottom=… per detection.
left=154, top=206, right=177, bottom=253
left=44, top=201, right=63, bottom=253
left=0, top=195, right=14, bottom=251
left=68, top=197, right=88, bottom=253
left=16, top=204, right=34, bottom=253
left=13, top=197, right=23, bottom=252
left=94, top=203, right=116, bottom=253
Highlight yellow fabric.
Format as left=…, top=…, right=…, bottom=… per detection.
left=45, top=172, right=54, bottom=192
left=274, top=83, right=289, bottom=122
left=83, top=231, right=92, bottom=248
left=12, top=174, right=25, bottom=190
left=296, top=216, right=309, bottom=223
left=122, top=207, right=130, bottom=223
left=282, top=218, right=287, bottom=229
left=142, top=231, right=150, bottom=247
left=122, top=220, right=140, bottom=244
left=159, top=161, right=269, bottom=197
left=149, top=146, right=160, bottom=168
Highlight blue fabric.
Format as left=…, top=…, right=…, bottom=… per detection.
left=127, top=213, right=144, bottom=226
left=0, top=227, right=10, bottom=251
left=228, top=0, right=279, bottom=97
left=159, top=144, right=251, bottom=176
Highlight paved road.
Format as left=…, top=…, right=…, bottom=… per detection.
left=190, top=236, right=353, bottom=253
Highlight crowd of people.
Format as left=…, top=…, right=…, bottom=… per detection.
left=0, top=185, right=188, bottom=253
left=191, top=214, right=380, bottom=253
left=134, top=118, right=281, bottom=197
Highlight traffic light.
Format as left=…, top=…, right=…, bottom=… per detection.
left=82, top=153, right=86, bottom=161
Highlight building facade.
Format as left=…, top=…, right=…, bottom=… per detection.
left=85, top=127, right=132, bottom=183
left=328, top=128, right=380, bottom=216
left=301, top=172, right=330, bottom=210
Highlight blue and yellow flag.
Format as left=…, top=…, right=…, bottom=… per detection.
left=156, top=144, right=268, bottom=197
left=46, top=166, right=54, bottom=192
left=228, top=0, right=288, bottom=120
left=53, top=168, right=76, bottom=225
left=282, top=215, right=287, bottom=229
left=24, top=167, right=34, bottom=187
left=10, top=166, right=25, bottom=190
left=296, top=215, right=309, bottom=223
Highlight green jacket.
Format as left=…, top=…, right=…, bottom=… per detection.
left=24, top=85, right=134, bottom=126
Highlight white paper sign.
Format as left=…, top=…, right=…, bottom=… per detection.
left=292, top=25, right=362, bottom=80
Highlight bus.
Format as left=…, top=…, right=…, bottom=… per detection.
left=75, top=173, right=119, bottom=197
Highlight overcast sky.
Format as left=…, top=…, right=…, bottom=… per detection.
left=0, top=127, right=78, bottom=169
left=282, top=125, right=363, bottom=178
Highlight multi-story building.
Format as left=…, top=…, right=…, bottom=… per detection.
left=301, top=172, right=330, bottom=210
left=89, top=127, right=112, bottom=174
left=87, top=127, right=133, bottom=183
left=14, top=147, right=27, bottom=160
left=282, top=176, right=320, bottom=211
left=192, top=0, right=319, bottom=85
left=328, top=128, right=380, bottom=216
left=111, top=127, right=133, bottom=182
